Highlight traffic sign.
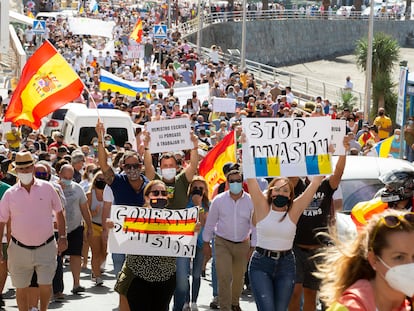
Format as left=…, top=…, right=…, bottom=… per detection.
left=154, top=25, right=167, bottom=39
left=33, top=20, right=46, bottom=34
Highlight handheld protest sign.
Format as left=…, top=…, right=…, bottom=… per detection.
left=242, top=117, right=332, bottom=178
left=108, top=205, right=199, bottom=258
left=146, top=118, right=193, bottom=153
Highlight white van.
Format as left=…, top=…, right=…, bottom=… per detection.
left=61, top=109, right=137, bottom=148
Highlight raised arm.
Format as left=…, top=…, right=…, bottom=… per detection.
left=185, top=132, right=200, bottom=182
left=95, top=120, right=115, bottom=185
left=290, top=175, right=324, bottom=223
left=142, top=131, right=156, bottom=180
left=246, top=178, right=269, bottom=223
left=329, top=136, right=350, bottom=190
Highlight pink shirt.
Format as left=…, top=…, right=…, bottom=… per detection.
left=0, top=179, right=63, bottom=246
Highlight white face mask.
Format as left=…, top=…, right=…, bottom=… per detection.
left=161, top=168, right=176, bottom=181
left=18, top=172, right=33, bottom=185
left=378, top=256, right=414, bottom=297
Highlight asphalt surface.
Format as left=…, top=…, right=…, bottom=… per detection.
left=1, top=253, right=256, bottom=310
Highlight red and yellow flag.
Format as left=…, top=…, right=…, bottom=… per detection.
left=27, top=11, right=35, bottom=19
left=130, top=19, right=143, bottom=43
left=199, top=131, right=236, bottom=196
left=4, top=40, right=84, bottom=129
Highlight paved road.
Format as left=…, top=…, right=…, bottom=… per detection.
left=2, top=254, right=257, bottom=310
left=279, top=47, right=414, bottom=97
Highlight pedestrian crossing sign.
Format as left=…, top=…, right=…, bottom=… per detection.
left=33, top=20, right=46, bottom=34
left=154, top=25, right=167, bottom=39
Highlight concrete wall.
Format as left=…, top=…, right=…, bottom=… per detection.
left=187, top=19, right=414, bottom=66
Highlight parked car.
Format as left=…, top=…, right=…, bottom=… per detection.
left=333, top=155, right=414, bottom=241
left=42, top=103, right=87, bottom=137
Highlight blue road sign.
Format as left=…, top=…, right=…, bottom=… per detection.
left=154, top=25, right=167, bottom=39
left=33, top=20, right=46, bottom=34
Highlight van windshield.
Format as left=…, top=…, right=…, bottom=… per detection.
left=79, top=127, right=128, bottom=146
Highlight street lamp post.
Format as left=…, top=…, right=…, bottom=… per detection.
left=364, top=0, right=375, bottom=122
left=240, top=0, right=247, bottom=69
left=196, top=0, right=203, bottom=55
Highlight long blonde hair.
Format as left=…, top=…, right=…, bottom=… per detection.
left=316, top=210, right=414, bottom=306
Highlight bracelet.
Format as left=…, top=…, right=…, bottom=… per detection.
left=59, top=235, right=67, bottom=239
left=98, top=141, right=103, bottom=144
left=144, top=147, right=149, bottom=150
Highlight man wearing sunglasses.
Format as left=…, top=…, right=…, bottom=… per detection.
left=203, top=168, right=255, bottom=311
left=95, top=121, right=150, bottom=281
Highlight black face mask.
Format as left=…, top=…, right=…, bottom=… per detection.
left=272, top=195, right=289, bottom=208
left=150, top=198, right=168, bottom=209
left=379, top=111, right=384, bottom=116
left=191, top=188, right=203, bottom=196
left=95, top=180, right=106, bottom=190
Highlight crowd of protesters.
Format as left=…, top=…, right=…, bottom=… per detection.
left=0, top=1, right=413, bottom=311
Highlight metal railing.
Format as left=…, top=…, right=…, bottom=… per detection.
left=192, top=45, right=364, bottom=109
left=177, top=9, right=406, bottom=36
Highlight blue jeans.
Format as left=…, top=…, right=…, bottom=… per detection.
left=248, top=250, right=296, bottom=311
left=173, top=246, right=204, bottom=310
left=112, top=253, right=125, bottom=277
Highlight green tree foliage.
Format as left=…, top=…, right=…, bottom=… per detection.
left=355, top=32, right=400, bottom=119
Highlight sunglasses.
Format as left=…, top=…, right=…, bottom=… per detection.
left=370, top=213, right=414, bottom=249
left=228, top=179, right=242, bottom=184
left=150, top=190, right=168, bottom=196
left=193, top=186, right=204, bottom=191
left=124, top=163, right=141, bottom=170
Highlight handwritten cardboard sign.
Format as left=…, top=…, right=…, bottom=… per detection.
left=242, top=117, right=332, bottom=177
left=146, top=118, right=193, bottom=153
left=331, top=119, right=346, bottom=155
left=108, top=205, right=199, bottom=258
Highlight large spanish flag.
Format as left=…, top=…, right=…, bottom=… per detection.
left=4, top=40, right=84, bottom=129
left=199, top=131, right=236, bottom=195
left=130, top=19, right=143, bottom=43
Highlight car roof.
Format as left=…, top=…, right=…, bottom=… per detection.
left=332, top=155, right=414, bottom=180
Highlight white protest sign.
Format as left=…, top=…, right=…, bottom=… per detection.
left=331, top=119, right=346, bottom=155
left=212, top=97, right=236, bottom=113
left=242, top=117, right=332, bottom=178
left=68, top=17, right=116, bottom=38
left=158, top=83, right=210, bottom=107
left=108, top=205, right=199, bottom=258
left=146, top=118, right=193, bottom=153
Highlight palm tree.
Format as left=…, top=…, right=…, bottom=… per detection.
left=355, top=32, right=400, bottom=114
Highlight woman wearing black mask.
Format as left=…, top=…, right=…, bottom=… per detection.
left=86, top=171, right=107, bottom=286
left=114, top=180, right=177, bottom=311
left=246, top=175, right=324, bottom=311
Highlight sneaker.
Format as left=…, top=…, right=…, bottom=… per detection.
left=231, top=305, right=242, bottom=311
left=0, top=294, right=4, bottom=307
left=91, top=274, right=96, bottom=283
left=29, top=308, right=38, bottom=311
left=71, top=286, right=86, bottom=294
left=182, top=302, right=191, bottom=311
left=95, top=277, right=103, bottom=286
left=191, top=302, right=198, bottom=311
left=210, top=296, right=219, bottom=309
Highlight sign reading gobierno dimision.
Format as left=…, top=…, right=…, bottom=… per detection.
left=146, top=118, right=193, bottom=154
left=242, top=117, right=333, bottom=178
left=108, top=205, right=199, bottom=258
